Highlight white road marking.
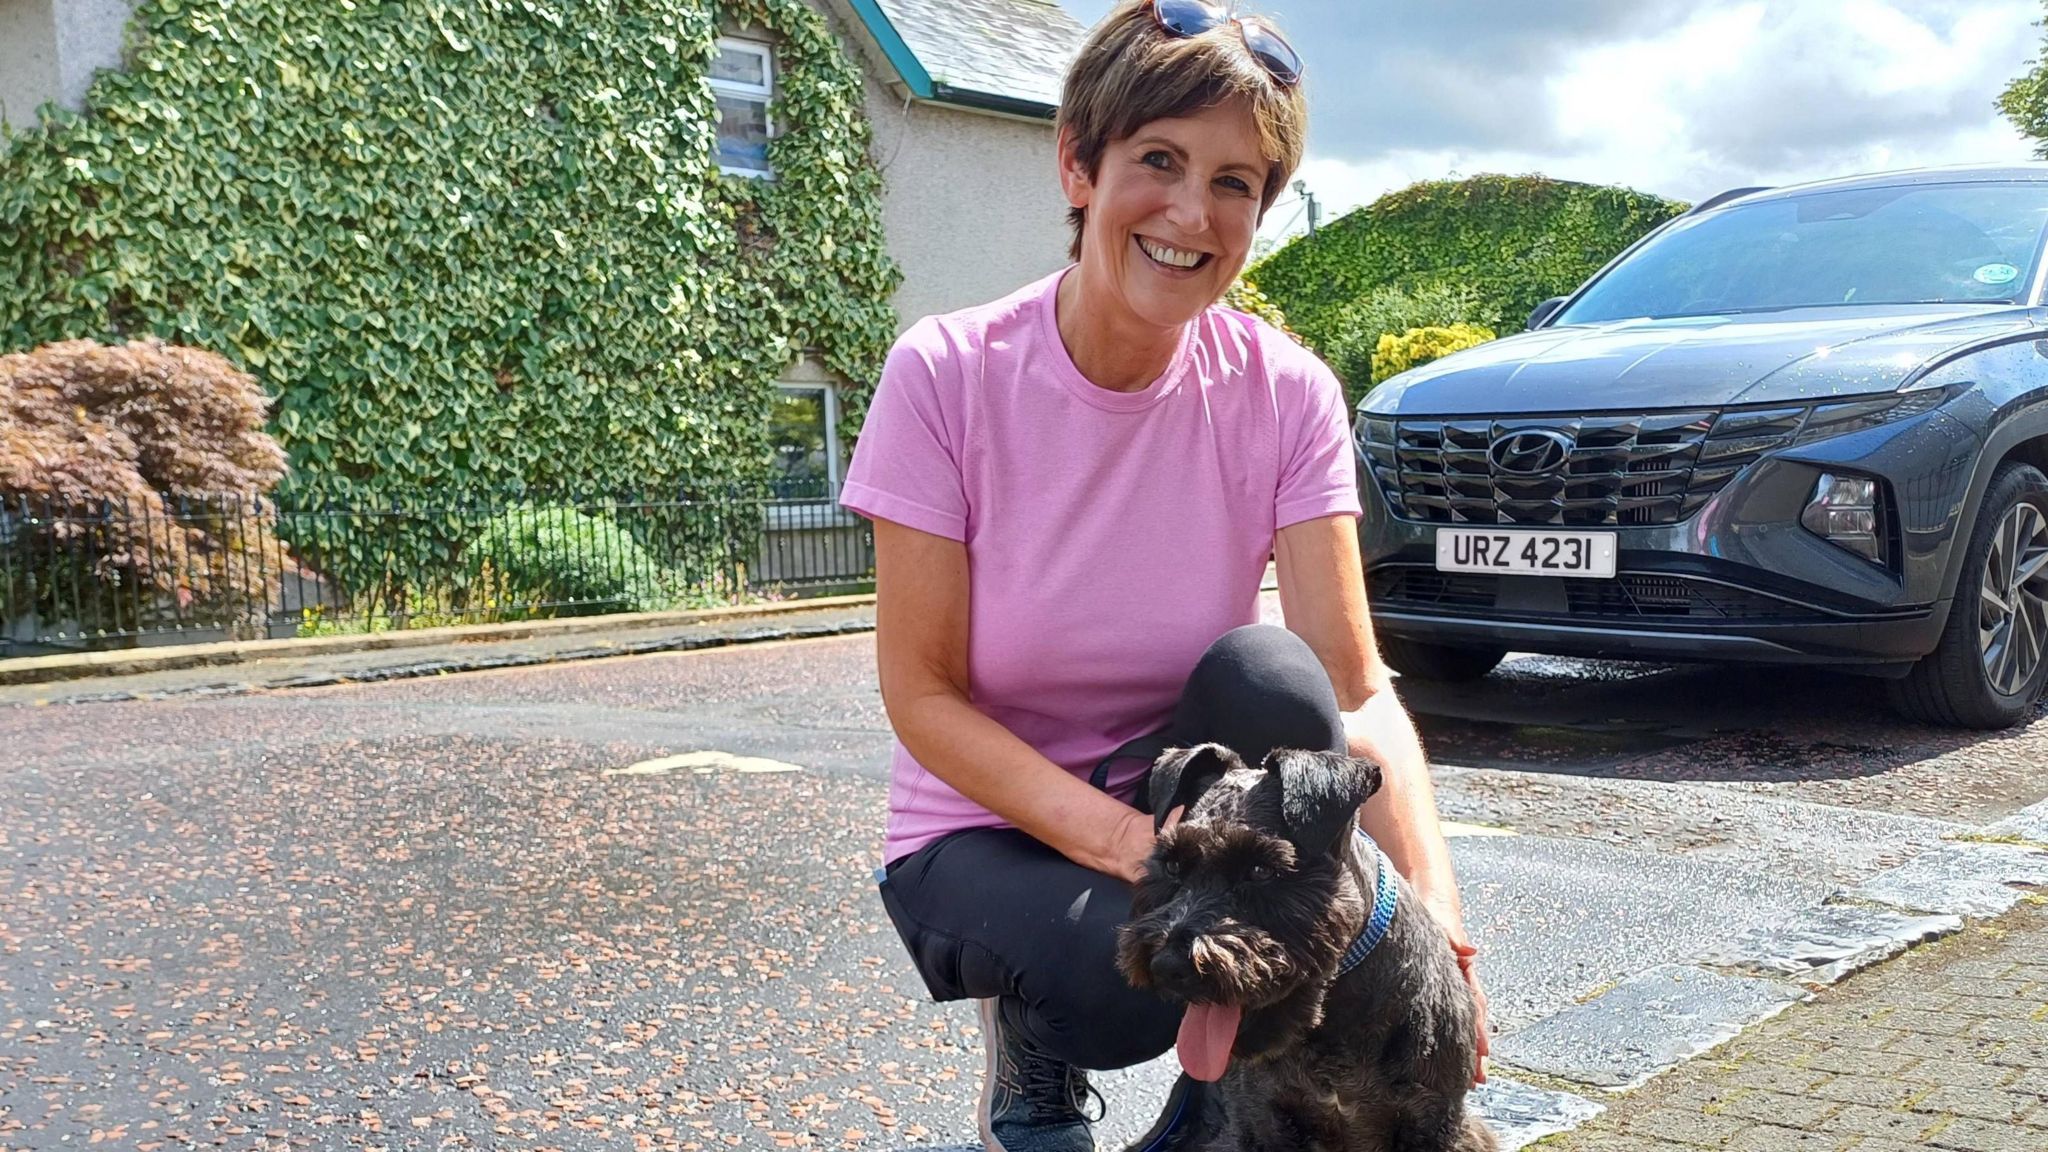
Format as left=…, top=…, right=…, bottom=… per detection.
left=1442, top=821, right=1517, bottom=838
left=606, top=750, right=803, bottom=776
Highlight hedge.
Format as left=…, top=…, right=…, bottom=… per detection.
left=1250, top=175, right=1688, bottom=360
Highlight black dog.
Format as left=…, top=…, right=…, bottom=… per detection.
left=1116, top=743, right=1496, bottom=1152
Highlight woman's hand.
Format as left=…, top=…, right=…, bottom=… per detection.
left=1110, top=804, right=1184, bottom=886
left=1424, top=898, right=1490, bottom=1085
left=1460, top=947, right=1490, bottom=1085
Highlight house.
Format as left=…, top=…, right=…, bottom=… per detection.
left=821, top=0, right=1085, bottom=333
left=3, top=0, right=1086, bottom=505
left=766, top=0, right=1086, bottom=499
left=743, top=0, right=1087, bottom=581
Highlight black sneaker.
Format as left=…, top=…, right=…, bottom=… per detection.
left=976, top=997, right=1103, bottom=1152
left=1117, top=1073, right=1221, bottom=1152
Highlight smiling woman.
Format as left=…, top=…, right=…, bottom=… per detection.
left=837, top=4, right=1488, bottom=1151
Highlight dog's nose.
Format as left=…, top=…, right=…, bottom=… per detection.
left=1150, top=934, right=1196, bottom=987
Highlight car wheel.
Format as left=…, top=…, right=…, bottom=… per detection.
left=1378, top=636, right=1507, bottom=682
left=1888, top=462, right=2048, bottom=729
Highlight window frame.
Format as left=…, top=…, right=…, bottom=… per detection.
left=710, top=36, right=776, bottom=179
left=769, top=381, right=842, bottom=491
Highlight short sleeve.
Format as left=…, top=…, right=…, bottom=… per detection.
left=839, top=319, right=971, bottom=541
left=1273, top=341, right=1364, bottom=530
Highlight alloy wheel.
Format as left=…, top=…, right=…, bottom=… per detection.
left=1979, top=501, right=2048, bottom=696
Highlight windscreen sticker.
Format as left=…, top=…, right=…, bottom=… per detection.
left=1974, top=262, right=2021, bottom=285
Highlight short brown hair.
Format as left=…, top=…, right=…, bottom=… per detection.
left=1055, top=0, right=1308, bottom=261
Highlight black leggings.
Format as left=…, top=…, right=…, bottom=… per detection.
left=874, top=624, right=1347, bottom=1070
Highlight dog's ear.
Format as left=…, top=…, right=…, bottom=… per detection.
left=1148, top=743, right=1239, bottom=830
left=1267, top=749, right=1384, bottom=858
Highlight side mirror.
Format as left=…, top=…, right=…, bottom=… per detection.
left=1527, top=297, right=1568, bottom=330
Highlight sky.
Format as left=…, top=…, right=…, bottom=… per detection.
left=1052, top=0, right=2048, bottom=245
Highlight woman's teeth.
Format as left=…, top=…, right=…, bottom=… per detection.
left=1139, top=238, right=1207, bottom=270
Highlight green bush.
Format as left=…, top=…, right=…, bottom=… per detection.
left=1322, top=283, right=1500, bottom=402
left=1219, top=276, right=1298, bottom=339
left=1251, top=175, right=1687, bottom=358
left=1371, top=323, right=1497, bottom=386
left=463, top=504, right=689, bottom=617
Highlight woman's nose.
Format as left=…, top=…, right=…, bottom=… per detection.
left=1163, top=182, right=1210, bottom=236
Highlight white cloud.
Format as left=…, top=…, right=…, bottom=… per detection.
left=1050, top=1, right=2048, bottom=245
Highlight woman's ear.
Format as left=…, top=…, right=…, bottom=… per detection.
left=1057, top=127, right=1094, bottom=211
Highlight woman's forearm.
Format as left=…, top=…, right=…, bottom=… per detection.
left=888, top=687, right=1150, bottom=880
left=1344, top=689, right=1469, bottom=939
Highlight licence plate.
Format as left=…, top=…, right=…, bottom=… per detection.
left=1435, top=528, right=1617, bottom=578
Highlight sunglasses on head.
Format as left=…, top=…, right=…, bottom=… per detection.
left=1148, top=0, right=1303, bottom=87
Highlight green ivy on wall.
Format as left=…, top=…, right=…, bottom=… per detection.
left=1249, top=175, right=1687, bottom=357
left=0, top=0, right=899, bottom=510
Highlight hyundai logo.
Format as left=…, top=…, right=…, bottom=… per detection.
left=1489, top=429, right=1574, bottom=475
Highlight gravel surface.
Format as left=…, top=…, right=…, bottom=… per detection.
left=2, top=732, right=948, bottom=1150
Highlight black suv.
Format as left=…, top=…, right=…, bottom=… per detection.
left=1356, top=165, right=2048, bottom=728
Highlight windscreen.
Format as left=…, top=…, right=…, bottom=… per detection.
left=1558, top=181, right=2048, bottom=323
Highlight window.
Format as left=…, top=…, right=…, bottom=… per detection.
left=1558, top=182, right=2048, bottom=324
left=769, top=384, right=839, bottom=498
left=711, top=38, right=774, bottom=177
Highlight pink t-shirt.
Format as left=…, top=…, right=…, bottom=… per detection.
left=841, top=268, right=1363, bottom=863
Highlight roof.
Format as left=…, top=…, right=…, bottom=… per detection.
left=841, top=0, right=1086, bottom=119
left=1709, top=162, right=2048, bottom=212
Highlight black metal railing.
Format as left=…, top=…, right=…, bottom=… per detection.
left=0, top=480, right=874, bottom=655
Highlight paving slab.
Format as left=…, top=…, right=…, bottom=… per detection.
left=1492, top=965, right=1810, bottom=1091
left=1470, top=1078, right=1607, bottom=1150
left=1696, top=904, right=1964, bottom=985
left=1445, top=833, right=1824, bottom=1032
left=1836, top=840, right=2048, bottom=918
left=1988, top=796, right=2048, bottom=845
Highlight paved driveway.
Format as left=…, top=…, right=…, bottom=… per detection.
left=2, top=607, right=2043, bottom=1150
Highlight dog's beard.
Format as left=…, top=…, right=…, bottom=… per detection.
left=1187, top=927, right=1299, bottom=1000
left=1118, top=921, right=1304, bottom=1082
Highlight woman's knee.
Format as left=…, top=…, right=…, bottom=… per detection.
left=1181, top=624, right=1344, bottom=757
left=1024, top=979, right=1180, bottom=1071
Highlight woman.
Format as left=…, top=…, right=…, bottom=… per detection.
left=838, top=3, right=1487, bottom=1149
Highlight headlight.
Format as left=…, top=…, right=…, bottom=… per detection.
left=1801, top=473, right=1886, bottom=564
left=1697, top=386, right=1958, bottom=464
left=1792, top=386, right=1957, bottom=446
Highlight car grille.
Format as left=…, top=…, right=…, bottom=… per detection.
left=1368, top=569, right=1497, bottom=612
left=1368, top=567, right=1825, bottom=622
left=1356, top=394, right=1946, bottom=527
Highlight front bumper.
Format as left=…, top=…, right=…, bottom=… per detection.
left=1367, top=590, right=1944, bottom=667
left=1356, top=404, right=1983, bottom=669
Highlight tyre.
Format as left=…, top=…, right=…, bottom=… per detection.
left=1888, top=462, right=2048, bottom=729
left=1378, top=635, right=1507, bottom=682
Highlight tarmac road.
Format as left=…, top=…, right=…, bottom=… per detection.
left=3, top=595, right=2044, bottom=1150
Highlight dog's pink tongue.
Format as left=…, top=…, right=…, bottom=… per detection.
left=1175, top=1003, right=1242, bottom=1082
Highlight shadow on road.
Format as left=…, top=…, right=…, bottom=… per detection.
left=1396, top=655, right=2048, bottom=791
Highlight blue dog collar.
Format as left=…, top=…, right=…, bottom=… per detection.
left=1334, top=830, right=1398, bottom=977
